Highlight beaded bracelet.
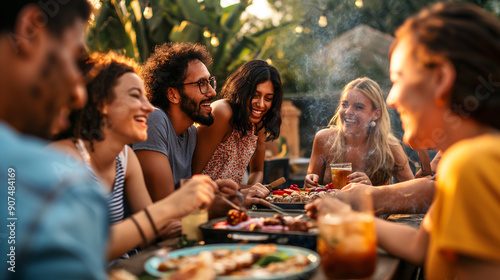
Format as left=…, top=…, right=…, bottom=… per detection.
left=130, top=215, right=147, bottom=247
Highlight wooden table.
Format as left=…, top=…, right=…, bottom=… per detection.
left=110, top=214, right=424, bottom=280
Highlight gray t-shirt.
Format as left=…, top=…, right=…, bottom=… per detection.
left=131, top=108, right=196, bottom=186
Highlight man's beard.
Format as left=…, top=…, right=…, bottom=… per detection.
left=179, top=90, right=214, bottom=126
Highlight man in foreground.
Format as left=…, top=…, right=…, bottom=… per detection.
left=0, top=1, right=109, bottom=279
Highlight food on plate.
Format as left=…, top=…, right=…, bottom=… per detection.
left=214, top=213, right=316, bottom=233
left=158, top=244, right=312, bottom=278
left=162, top=251, right=216, bottom=280
left=266, top=185, right=338, bottom=204
left=108, top=269, right=138, bottom=280
left=227, top=209, right=248, bottom=225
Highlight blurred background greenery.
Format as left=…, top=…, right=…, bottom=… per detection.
left=86, top=0, right=500, bottom=157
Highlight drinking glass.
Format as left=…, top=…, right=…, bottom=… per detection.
left=317, top=191, right=377, bottom=279
left=180, top=179, right=208, bottom=242
left=330, top=163, right=352, bottom=189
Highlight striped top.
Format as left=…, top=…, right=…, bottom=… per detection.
left=107, top=155, right=125, bottom=224
left=74, top=139, right=127, bottom=225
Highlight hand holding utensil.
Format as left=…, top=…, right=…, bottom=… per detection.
left=264, top=177, right=286, bottom=192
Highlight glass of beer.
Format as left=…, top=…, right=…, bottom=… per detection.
left=180, top=179, right=208, bottom=242
left=317, top=192, right=377, bottom=279
left=330, top=163, right=352, bottom=189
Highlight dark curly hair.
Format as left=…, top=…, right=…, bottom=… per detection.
left=219, top=59, right=283, bottom=141
left=391, top=2, right=500, bottom=130
left=63, top=52, right=140, bottom=149
left=141, top=42, right=212, bottom=113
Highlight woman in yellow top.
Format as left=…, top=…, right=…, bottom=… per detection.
left=304, top=77, right=414, bottom=188
left=309, top=3, right=500, bottom=279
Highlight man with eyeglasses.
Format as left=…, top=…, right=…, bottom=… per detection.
left=132, top=42, right=231, bottom=202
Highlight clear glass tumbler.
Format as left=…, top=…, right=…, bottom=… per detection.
left=317, top=191, right=377, bottom=279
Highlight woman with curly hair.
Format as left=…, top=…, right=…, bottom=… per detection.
left=51, top=52, right=220, bottom=261
left=192, top=59, right=283, bottom=187
left=304, top=77, right=414, bottom=188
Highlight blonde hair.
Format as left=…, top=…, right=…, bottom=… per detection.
left=328, top=77, right=404, bottom=185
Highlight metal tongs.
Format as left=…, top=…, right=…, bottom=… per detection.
left=219, top=191, right=245, bottom=212
left=256, top=198, right=289, bottom=216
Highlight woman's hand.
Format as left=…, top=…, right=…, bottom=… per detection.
left=168, top=175, right=218, bottom=218
left=305, top=198, right=325, bottom=220
left=347, top=171, right=372, bottom=185
left=159, top=219, right=182, bottom=239
left=215, top=178, right=239, bottom=196
left=304, top=174, right=320, bottom=188
left=241, top=183, right=270, bottom=208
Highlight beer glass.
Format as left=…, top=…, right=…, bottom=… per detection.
left=317, top=191, right=377, bottom=279
left=330, top=163, right=352, bottom=189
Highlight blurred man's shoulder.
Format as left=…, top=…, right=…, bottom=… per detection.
left=0, top=123, right=103, bottom=195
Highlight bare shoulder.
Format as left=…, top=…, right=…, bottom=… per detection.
left=388, top=135, right=405, bottom=153
left=388, top=134, right=402, bottom=146
left=315, top=127, right=337, bottom=142
left=388, top=135, right=409, bottom=164
left=49, top=139, right=81, bottom=159
left=211, top=99, right=233, bottom=121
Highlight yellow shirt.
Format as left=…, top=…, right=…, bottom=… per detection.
left=427, top=134, right=500, bottom=280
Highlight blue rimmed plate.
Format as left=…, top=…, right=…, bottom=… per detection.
left=144, top=243, right=320, bottom=279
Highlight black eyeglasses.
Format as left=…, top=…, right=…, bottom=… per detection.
left=182, top=76, right=217, bottom=94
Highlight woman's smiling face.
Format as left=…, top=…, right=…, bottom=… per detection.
left=248, top=80, right=274, bottom=124
left=386, top=38, right=442, bottom=149
left=102, top=72, right=154, bottom=143
left=339, top=89, right=378, bottom=135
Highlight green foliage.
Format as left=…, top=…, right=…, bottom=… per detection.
left=263, top=0, right=499, bottom=93
left=86, top=0, right=283, bottom=85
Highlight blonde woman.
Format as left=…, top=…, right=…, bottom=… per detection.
left=304, top=77, right=414, bottom=188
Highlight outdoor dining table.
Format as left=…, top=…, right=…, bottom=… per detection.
left=109, top=214, right=424, bottom=280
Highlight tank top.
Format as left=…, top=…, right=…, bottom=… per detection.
left=74, top=139, right=127, bottom=224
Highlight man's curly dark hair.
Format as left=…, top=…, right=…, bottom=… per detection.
left=141, top=42, right=213, bottom=113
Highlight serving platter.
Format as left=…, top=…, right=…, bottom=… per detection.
left=253, top=203, right=306, bottom=210
left=200, top=210, right=317, bottom=251
left=144, top=244, right=320, bottom=280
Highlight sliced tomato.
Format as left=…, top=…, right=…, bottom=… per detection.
left=283, top=189, right=295, bottom=194
left=272, top=190, right=284, bottom=196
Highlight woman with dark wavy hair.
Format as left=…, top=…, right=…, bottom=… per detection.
left=192, top=59, right=283, bottom=187
left=52, top=52, right=219, bottom=261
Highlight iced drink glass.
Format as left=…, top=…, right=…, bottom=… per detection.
left=180, top=179, right=208, bottom=242
left=317, top=192, right=377, bottom=279
left=330, top=163, right=352, bottom=189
